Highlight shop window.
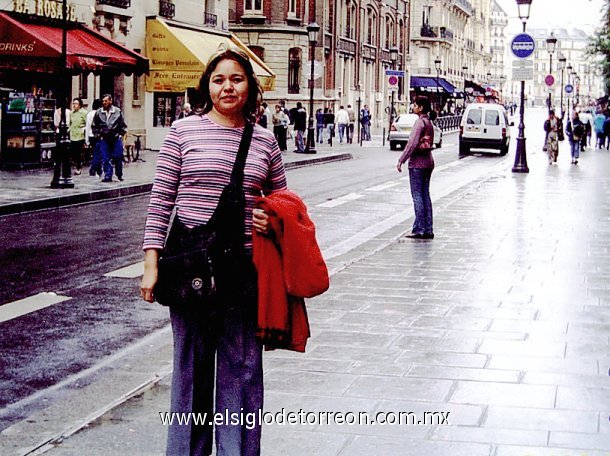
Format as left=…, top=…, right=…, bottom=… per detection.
left=245, top=0, right=263, bottom=14
left=250, top=46, right=265, bottom=61
left=79, top=73, right=88, bottom=99
left=288, top=48, right=301, bottom=94
left=153, top=93, right=186, bottom=127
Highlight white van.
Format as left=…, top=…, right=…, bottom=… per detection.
left=459, top=103, right=513, bottom=155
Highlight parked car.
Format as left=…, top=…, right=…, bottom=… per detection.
left=459, top=103, right=513, bottom=156
left=388, top=114, right=443, bottom=150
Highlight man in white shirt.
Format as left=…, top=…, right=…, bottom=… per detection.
left=335, top=106, right=350, bottom=144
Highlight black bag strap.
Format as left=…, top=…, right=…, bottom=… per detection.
left=229, top=122, right=254, bottom=187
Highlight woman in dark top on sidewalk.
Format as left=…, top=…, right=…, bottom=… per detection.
left=396, top=96, right=435, bottom=240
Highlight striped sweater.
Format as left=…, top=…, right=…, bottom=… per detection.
left=143, top=114, right=287, bottom=252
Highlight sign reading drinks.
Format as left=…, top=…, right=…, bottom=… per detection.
left=13, top=0, right=77, bottom=22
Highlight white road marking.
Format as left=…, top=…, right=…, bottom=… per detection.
left=0, top=292, right=71, bottom=323
left=366, top=182, right=400, bottom=192
left=317, top=192, right=363, bottom=208
left=104, top=261, right=145, bottom=278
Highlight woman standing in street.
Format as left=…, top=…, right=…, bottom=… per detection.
left=396, top=96, right=435, bottom=240
left=566, top=111, right=584, bottom=165
left=140, top=47, right=287, bottom=456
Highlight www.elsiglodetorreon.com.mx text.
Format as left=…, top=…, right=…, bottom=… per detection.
left=159, top=409, right=451, bottom=429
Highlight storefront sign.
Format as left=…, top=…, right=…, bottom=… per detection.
left=13, top=0, right=77, bottom=22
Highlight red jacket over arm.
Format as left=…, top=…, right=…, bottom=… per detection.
left=253, top=190, right=329, bottom=352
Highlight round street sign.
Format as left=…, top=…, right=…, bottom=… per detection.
left=388, top=75, right=399, bottom=86
left=565, top=84, right=574, bottom=94
left=545, top=74, right=555, bottom=86
left=511, top=33, right=536, bottom=59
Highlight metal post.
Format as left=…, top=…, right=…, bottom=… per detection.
left=547, top=52, right=553, bottom=113
left=560, top=67, right=564, bottom=117
left=357, top=96, right=362, bottom=146
left=51, top=0, right=74, bottom=188
left=304, top=44, right=317, bottom=154
left=512, top=18, right=529, bottom=174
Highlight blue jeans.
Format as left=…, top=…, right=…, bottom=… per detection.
left=338, top=124, right=347, bottom=143
left=295, top=129, right=305, bottom=152
left=88, top=138, right=102, bottom=175
left=409, top=168, right=434, bottom=235
left=99, top=137, right=123, bottom=180
left=316, top=124, right=324, bottom=143
left=570, top=140, right=580, bottom=160
left=166, top=269, right=263, bottom=456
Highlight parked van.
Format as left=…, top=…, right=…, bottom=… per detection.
left=459, top=103, right=513, bottom=155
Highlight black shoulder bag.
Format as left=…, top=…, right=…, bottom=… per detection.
left=154, top=122, right=254, bottom=307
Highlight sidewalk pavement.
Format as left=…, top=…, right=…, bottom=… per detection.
left=0, top=140, right=357, bottom=217
left=3, top=136, right=609, bottom=455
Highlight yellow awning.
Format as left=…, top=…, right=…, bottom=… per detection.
left=145, top=18, right=275, bottom=93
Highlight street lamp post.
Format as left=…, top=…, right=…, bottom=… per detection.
left=546, top=32, right=557, bottom=113
left=388, top=46, right=398, bottom=135
left=558, top=54, right=566, bottom=117
left=434, top=57, right=442, bottom=112
left=50, top=0, right=74, bottom=188
left=304, top=22, right=320, bottom=154
left=574, top=74, right=580, bottom=106
left=462, top=65, right=468, bottom=108
left=487, top=71, right=492, bottom=101
left=566, top=64, right=573, bottom=118
left=512, top=0, right=533, bottom=174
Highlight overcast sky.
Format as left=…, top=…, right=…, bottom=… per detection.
left=495, top=0, right=606, bottom=33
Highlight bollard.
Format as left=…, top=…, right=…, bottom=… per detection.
left=382, top=127, right=386, bottom=147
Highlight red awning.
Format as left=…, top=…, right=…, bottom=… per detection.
left=0, top=12, right=148, bottom=75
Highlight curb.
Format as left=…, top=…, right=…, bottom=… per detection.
left=0, top=154, right=353, bottom=217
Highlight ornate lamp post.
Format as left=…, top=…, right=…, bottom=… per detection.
left=566, top=63, right=573, bottom=118
left=512, top=0, right=533, bottom=174
left=50, top=0, right=74, bottom=188
left=304, top=21, right=320, bottom=154
left=558, top=54, right=566, bottom=117
left=546, top=32, right=557, bottom=113
left=388, top=46, right=398, bottom=134
left=462, top=65, right=468, bottom=108
left=434, top=56, right=442, bottom=112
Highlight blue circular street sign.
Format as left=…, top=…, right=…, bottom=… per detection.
left=511, top=33, right=536, bottom=59
left=565, top=84, right=574, bottom=94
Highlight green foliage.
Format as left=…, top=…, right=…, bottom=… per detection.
left=587, top=0, right=610, bottom=94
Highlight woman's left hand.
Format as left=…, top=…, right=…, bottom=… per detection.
left=253, top=208, right=270, bottom=234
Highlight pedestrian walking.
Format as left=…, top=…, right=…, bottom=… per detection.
left=272, top=104, right=289, bottom=152
left=86, top=99, right=102, bottom=176
left=315, top=108, right=325, bottom=143
left=140, top=46, right=288, bottom=456
left=68, top=98, right=87, bottom=175
left=91, top=94, right=127, bottom=182
left=396, top=96, right=435, bottom=240
left=603, top=111, right=610, bottom=150
left=544, top=109, right=560, bottom=165
left=593, top=110, right=606, bottom=148
left=324, top=108, right=335, bottom=146
left=292, top=102, right=307, bottom=152
left=566, top=111, right=584, bottom=165
left=360, top=104, right=371, bottom=141
left=346, top=104, right=355, bottom=144
left=336, top=105, right=349, bottom=144
left=256, top=105, right=267, bottom=128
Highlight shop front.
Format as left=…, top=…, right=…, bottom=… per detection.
left=0, top=10, right=147, bottom=168
left=145, top=18, right=276, bottom=150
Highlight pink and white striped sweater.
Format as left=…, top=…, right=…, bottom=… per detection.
left=143, top=114, right=287, bottom=252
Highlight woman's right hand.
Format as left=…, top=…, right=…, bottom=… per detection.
left=140, top=250, right=159, bottom=303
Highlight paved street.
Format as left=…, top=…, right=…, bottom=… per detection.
left=2, top=109, right=610, bottom=455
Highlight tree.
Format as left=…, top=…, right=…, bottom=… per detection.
left=588, top=0, right=610, bottom=95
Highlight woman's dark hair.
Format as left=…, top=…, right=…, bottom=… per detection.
left=92, top=99, right=102, bottom=110
left=197, top=47, right=262, bottom=123
left=414, top=96, right=431, bottom=114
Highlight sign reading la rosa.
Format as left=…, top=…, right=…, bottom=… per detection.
left=13, top=0, right=77, bottom=22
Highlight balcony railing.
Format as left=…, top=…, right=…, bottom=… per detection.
left=361, top=43, right=376, bottom=61
left=453, top=0, right=473, bottom=16
left=204, top=12, right=217, bottom=27
left=337, top=37, right=356, bottom=55
left=419, top=25, right=454, bottom=43
left=159, top=0, right=175, bottom=19
left=97, top=0, right=131, bottom=7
